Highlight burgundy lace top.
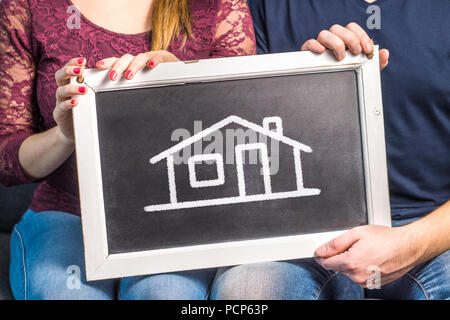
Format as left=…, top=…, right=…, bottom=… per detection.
left=0, top=0, right=256, bottom=215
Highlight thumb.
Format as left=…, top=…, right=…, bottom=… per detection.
left=315, top=227, right=361, bottom=258
left=379, top=49, right=389, bottom=70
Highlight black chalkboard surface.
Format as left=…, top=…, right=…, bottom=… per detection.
left=95, top=71, right=367, bottom=254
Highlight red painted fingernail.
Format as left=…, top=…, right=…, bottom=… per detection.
left=109, top=71, right=117, bottom=81
left=78, top=86, right=86, bottom=93
left=148, top=61, right=154, bottom=67
left=71, top=99, right=76, bottom=105
left=125, top=70, right=133, bottom=79
left=77, top=58, right=84, bottom=65
left=73, top=67, right=81, bottom=74
left=97, top=61, right=104, bottom=66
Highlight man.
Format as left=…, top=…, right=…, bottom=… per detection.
left=210, top=0, right=449, bottom=299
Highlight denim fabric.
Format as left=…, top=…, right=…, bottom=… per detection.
left=365, top=250, right=450, bottom=300
left=9, top=210, right=116, bottom=300
left=9, top=210, right=215, bottom=300
left=211, top=217, right=450, bottom=300
left=210, top=260, right=364, bottom=300
left=119, top=270, right=216, bottom=300
left=210, top=252, right=450, bottom=300
left=9, top=210, right=450, bottom=299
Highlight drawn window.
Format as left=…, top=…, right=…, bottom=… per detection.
left=188, top=153, right=225, bottom=188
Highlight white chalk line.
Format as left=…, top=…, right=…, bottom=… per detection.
left=144, top=189, right=321, bottom=212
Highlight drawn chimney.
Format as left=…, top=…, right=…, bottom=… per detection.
left=262, top=116, right=283, bottom=136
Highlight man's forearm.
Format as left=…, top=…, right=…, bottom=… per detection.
left=401, top=201, right=450, bottom=265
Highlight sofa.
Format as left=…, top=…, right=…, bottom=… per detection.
left=0, top=183, right=37, bottom=300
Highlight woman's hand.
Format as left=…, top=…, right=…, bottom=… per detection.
left=314, top=224, right=423, bottom=288
left=53, top=57, right=88, bottom=144
left=18, top=57, right=87, bottom=179
left=301, top=22, right=390, bottom=70
left=96, top=50, right=180, bottom=81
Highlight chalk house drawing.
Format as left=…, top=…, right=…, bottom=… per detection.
left=144, top=116, right=321, bottom=212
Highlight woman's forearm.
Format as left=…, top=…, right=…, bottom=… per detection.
left=18, top=126, right=74, bottom=180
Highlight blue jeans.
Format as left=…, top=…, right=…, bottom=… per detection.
left=210, top=218, right=450, bottom=300
left=10, top=210, right=215, bottom=300
left=10, top=210, right=450, bottom=299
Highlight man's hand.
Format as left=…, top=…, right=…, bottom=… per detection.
left=301, top=22, right=389, bottom=70
left=314, top=225, right=422, bottom=288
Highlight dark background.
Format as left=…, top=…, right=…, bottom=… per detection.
left=95, top=71, right=367, bottom=254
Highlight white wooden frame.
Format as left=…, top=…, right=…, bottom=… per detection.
left=72, top=47, right=391, bottom=281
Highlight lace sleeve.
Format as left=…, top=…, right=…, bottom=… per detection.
left=211, top=0, right=257, bottom=58
left=0, top=0, right=37, bottom=186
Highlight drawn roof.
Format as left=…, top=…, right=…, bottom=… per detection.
left=150, top=116, right=312, bottom=164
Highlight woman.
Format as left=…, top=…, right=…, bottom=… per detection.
left=0, top=0, right=256, bottom=299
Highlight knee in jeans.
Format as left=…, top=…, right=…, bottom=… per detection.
left=25, top=263, right=115, bottom=300
left=9, top=212, right=116, bottom=300
left=120, top=273, right=210, bottom=300
left=211, top=263, right=310, bottom=300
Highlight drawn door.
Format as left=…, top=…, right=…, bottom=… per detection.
left=235, top=143, right=272, bottom=197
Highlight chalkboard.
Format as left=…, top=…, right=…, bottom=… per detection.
left=73, top=50, right=390, bottom=280
left=96, top=71, right=366, bottom=254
